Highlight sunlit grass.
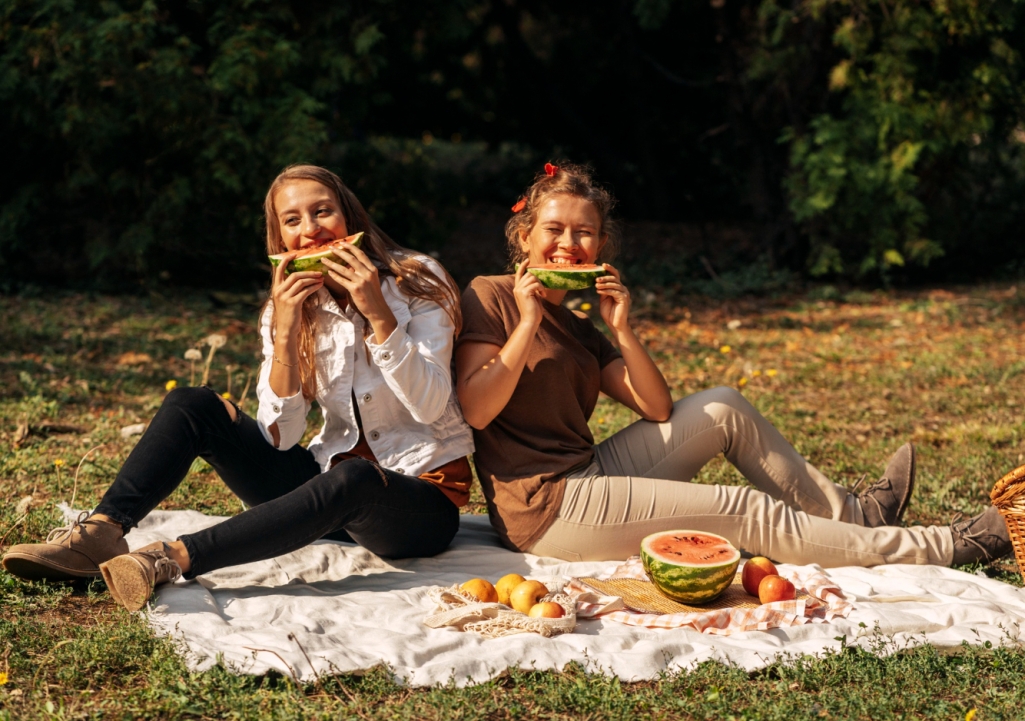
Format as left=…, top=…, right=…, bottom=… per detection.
left=2, top=285, right=1025, bottom=717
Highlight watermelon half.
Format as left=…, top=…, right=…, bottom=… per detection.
left=517, top=263, right=607, bottom=290
left=640, top=530, right=741, bottom=604
left=269, top=231, right=364, bottom=274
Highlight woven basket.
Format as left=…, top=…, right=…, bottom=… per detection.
left=989, top=464, right=1025, bottom=581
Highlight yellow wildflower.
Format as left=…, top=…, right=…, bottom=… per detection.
left=580, top=303, right=592, bottom=311
left=966, top=709, right=977, bottom=721
left=719, top=345, right=731, bottom=354
left=738, top=377, right=748, bottom=387
left=0, top=671, right=7, bottom=685
left=53, top=459, right=65, bottom=467
left=165, top=379, right=178, bottom=392
left=222, top=392, right=233, bottom=400
left=766, top=369, right=778, bottom=377
left=752, top=370, right=761, bottom=377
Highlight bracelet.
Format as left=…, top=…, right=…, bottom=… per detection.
left=272, top=353, right=298, bottom=368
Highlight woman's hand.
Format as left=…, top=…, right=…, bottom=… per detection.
left=596, top=264, right=631, bottom=334
left=271, top=254, right=324, bottom=341
left=513, top=262, right=546, bottom=330
left=322, top=243, right=398, bottom=343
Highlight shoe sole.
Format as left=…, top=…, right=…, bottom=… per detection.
left=99, top=555, right=153, bottom=612
left=1, top=553, right=101, bottom=581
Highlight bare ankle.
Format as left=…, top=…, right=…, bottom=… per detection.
left=166, top=540, right=192, bottom=574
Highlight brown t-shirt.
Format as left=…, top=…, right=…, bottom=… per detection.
left=457, top=275, right=622, bottom=550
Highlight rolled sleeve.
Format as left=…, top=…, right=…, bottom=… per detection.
left=255, top=304, right=311, bottom=449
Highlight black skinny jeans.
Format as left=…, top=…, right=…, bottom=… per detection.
left=94, top=387, right=459, bottom=579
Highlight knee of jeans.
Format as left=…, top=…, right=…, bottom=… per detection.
left=165, top=386, right=239, bottom=423
left=315, top=458, right=385, bottom=500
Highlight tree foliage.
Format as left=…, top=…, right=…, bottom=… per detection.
left=1, top=0, right=1024, bottom=287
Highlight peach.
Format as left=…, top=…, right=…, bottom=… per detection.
left=509, top=580, right=549, bottom=614
left=758, top=574, right=796, bottom=604
left=528, top=601, right=565, bottom=619
left=495, top=573, right=527, bottom=606
left=460, top=578, right=498, bottom=603
left=741, top=556, right=779, bottom=596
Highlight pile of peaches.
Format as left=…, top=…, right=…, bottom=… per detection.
left=741, top=556, right=796, bottom=603
left=458, top=573, right=565, bottom=618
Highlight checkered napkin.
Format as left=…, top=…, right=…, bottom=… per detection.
left=566, top=557, right=853, bottom=635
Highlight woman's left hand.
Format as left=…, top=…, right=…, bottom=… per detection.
left=596, top=264, right=631, bottom=334
left=322, top=243, right=398, bottom=342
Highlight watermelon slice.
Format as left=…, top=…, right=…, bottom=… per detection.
left=640, top=530, right=741, bottom=604
left=269, top=232, right=364, bottom=274
left=517, top=263, right=607, bottom=290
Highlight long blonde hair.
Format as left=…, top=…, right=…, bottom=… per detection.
left=264, top=164, right=461, bottom=401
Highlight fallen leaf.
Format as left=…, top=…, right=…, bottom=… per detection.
left=117, top=352, right=153, bottom=366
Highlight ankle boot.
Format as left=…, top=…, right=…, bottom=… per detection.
left=859, top=443, right=916, bottom=527
left=2, top=512, right=128, bottom=581
left=950, top=506, right=1012, bottom=565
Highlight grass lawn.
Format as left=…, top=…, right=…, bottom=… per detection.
left=2, top=284, right=1025, bottom=719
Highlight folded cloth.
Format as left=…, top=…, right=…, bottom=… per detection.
left=66, top=507, right=1025, bottom=687
left=567, top=557, right=853, bottom=635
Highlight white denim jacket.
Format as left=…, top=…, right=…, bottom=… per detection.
left=255, top=259, right=474, bottom=475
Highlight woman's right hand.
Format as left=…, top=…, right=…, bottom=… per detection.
left=513, top=262, right=545, bottom=330
left=271, top=255, right=324, bottom=339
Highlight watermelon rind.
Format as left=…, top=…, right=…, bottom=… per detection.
left=640, top=530, right=741, bottom=605
left=269, top=232, right=364, bottom=274
left=515, top=263, right=606, bottom=290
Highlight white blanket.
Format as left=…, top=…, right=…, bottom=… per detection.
left=116, top=509, right=1025, bottom=687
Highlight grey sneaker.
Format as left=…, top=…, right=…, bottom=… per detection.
left=2, top=512, right=128, bottom=581
left=99, top=541, right=182, bottom=612
left=858, top=443, right=916, bottom=527
left=951, top=506, right=1012, bottom=565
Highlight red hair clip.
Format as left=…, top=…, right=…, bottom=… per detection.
left=544, top=162, right=559, bottom=177
left=511, top=199, right=527, bottom=213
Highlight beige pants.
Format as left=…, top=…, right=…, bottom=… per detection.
left=528, top=387, right=954, bottom=567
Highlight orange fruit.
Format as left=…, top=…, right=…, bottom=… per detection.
left=527, top=601, right=565, bottom=619
left=495, top=573, right=527, bottom=606
left=509, top=580, right=549, bottom=614
left=758, top=574, right=796, bottom=604
left=741, top=557, right=778, bottom=596
left=460, top=578, right=498, bottom=603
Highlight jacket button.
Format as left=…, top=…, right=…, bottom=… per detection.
left=370, top=430, right=380, bottom=440
left=395, top=467, right=404, bottom=475
left=381, top=351, right=391, bottom=361
left=272, top=404, right=280, bottom=413
left=362, top=393, right=372, bottom=403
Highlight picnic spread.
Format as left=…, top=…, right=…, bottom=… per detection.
left=82, top=507, right=1025, bottom=687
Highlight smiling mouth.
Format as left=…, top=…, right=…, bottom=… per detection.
left=546, top=257, right=583, bottom=265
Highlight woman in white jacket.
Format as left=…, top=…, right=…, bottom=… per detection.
left=2, top=165, right=474, bottom=611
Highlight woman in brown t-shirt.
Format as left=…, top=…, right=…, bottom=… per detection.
left=454, top=162, right=1010, bottom=569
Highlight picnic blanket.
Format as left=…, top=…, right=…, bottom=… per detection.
left=91, top=508, right=1025, bottom=687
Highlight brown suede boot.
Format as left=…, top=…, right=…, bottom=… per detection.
left=951, top=506, right=1012, bottom=565
left=858, top=443, right=916, bottom=527
left=100, top=541, right=182, bottom=612
left=2, top=512, right=128, bottom=581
